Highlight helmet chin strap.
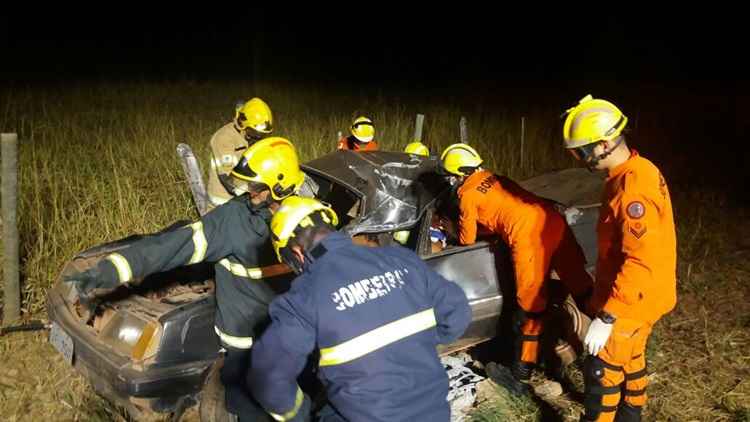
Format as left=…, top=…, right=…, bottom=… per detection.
left=249, top=188, right=277, bottom=209
left=584, top=137, right=624, bottom=170
left=280, top=247, right=304, bottom=275
left=280, top=240, right=328, bottom=275
left=244, top=129, right=263, bottom=143
left=251, top=196, right=274, bottom=209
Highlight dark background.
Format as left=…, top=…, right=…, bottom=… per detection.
left=1, top=10, right=747, bottom=199
left=0, top=11, right=743, bottom=83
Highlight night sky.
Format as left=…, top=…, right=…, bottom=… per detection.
left=1, top=11, right=743, bottom=84
left=1, top=10, right=747, bottom=198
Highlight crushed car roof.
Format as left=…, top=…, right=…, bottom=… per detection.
left=302, top=151, right=450, bottom=235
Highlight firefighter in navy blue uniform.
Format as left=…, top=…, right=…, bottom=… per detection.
left=248, top=196, right=472, bottom=422
left=64, top=137, right=305, bottom=421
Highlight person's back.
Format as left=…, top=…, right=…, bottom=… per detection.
left=457, top=169, right=552, bottom=245
left=249, top=197, right=471, bottom=422
left=309, top=234, right=464, bottom=421
left=207, top=122, right=248, bottom=206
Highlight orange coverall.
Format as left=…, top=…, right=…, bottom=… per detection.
left=457, top=170, right=593, bottom=365
left=337, top=136, right=379, bottom=151
left=582, top=151, right=676, bottom=422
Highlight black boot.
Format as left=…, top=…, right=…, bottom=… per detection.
left=614, top=403, right=642, bottom=422
left=511, top=360, right=533, bottom=382
left=486, top=362, right=530, bottom=397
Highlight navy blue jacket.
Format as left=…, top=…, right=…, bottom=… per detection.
left=249, top=232, right=471, bottom=422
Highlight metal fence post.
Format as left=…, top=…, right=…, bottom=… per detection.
left=2, top=133, right=20, bottom=325
left=413, top=114, right=425, bottom=141
left=459, top=116, right=468, bottom=143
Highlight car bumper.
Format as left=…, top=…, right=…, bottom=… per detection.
left=46, top=283, right=213, bottom=414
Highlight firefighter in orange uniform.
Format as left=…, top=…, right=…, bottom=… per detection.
left=440, top=143, right=594, bottom=389
left=563, top=95, right=677, bottom=422
left=337, top=116, right=379, bottom=151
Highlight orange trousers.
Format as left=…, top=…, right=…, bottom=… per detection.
left=516, top=213, right=593, bottom=365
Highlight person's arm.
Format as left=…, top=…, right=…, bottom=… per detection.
left=601, top=173, right=660, bottom=320
left=249, top=286, right=315, bottom=421
left=66, top=205, right=238, bottom=294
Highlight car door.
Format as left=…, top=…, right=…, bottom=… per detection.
left=416, top=209, right=506, bottom=355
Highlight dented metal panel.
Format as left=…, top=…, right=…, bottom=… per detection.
left=303, top=151, right=451, bottom=235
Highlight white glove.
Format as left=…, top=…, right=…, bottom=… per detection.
left=584, top=317, right=614, bottom=356
left=564, top=207, right=584, bottom=225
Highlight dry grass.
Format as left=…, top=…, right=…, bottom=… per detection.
left=1, top=80, right=568, bottom=315
left=641, top=190, right=750, bottom=422
left=469, top=189, right=750, bottom=422
left=0, top=330, right=120, bottom=422
left=0, top=81, right=747, bottom=421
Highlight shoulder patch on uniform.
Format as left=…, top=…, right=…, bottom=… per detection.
left=626, top=201, right=645, bottom=219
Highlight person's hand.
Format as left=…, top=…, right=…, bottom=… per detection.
left=63, top=268, right=105, bottom=320
left=63, top=267, right=101, bottom=298
left=584, top=317, right=614, bottom=356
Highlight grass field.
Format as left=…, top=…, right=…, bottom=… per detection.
left=0, top=81, right=748, bottom=421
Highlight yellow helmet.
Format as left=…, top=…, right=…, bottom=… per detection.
left=270, top=196, right=339, bottom=262
left=404, top=141, right=429, bottom=157
left=234, top=97, right=273, bottom=141
left=350, top=116, right=375, bottom=143
left=440, top=143, right=483, bottom=176
left=562, top=94, right=628, bottom=149
left=230, top=137, right=305, bottom=201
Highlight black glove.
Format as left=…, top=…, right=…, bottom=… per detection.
left=63, top=267, right=107, bottom=322
left=63, top=266, right=104, bottom=298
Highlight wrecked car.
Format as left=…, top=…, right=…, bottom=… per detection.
left=46, top=150, right=603, bottom=420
